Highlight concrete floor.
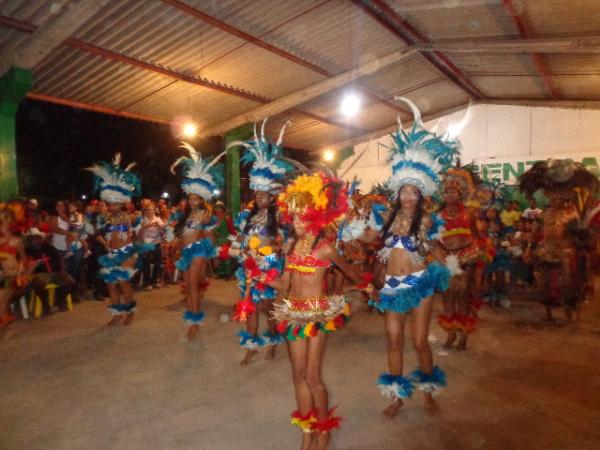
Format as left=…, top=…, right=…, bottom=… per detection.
left=1, top=280, right=599, bottom=450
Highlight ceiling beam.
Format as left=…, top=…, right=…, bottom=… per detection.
left=0, top=15, right=365, bottom=135
left=26, top=92, right=171, bottom=125
left=315, top=102, right=471, bottom=153
left=415, top=36, right=600, bottom=54
left=162, top=0, right=409, bottom=116
left=352, top=0, right=485, bottom=100
left=479, top=99, right=600, bottom=110
left=0, top=0, right=109, bottom=76
left=200, top=47, right=417, bottom=137
left=501, top=0, right=560, bottom=99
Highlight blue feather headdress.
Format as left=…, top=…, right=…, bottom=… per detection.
left=386, top=97, right=459, bottom=197
left=171, top=143, right=225, bottom=201
left=227, top=119, right=294, bottom=194
left=86, top=153, right=141, bottom=203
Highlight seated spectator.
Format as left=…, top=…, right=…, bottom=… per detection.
left=25, top=228, right=75, bottom=315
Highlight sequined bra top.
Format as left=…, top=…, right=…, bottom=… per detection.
left=105, top=223, right=129, bottom=233
left=0, top=242, right=18, bottom=259
left=184, top=220, right=204, bottom=233
left=440, top=206, right=472, bottom=240
left=286, top=253, right=331, bottom=274
left=384, top=234, right=419, bottom=253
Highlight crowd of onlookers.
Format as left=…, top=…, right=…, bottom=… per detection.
left=1, top=196, right=235, bottom=320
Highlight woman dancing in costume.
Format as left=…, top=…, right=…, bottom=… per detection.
left=437, top=167, right=479, bottom=351
left=87, top=154, right=141, bottom=326
left=227, top=120, right=293, bottom=365
left=171, top=143, right=224, bottom=341
left=342, top=98, right=453, bottom=417
left=263, top=172, right=360, bottom=450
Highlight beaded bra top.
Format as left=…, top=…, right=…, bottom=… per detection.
left=440, top=204, right=472, bottom=240
left=0, top=242, right=18, bottom=259
left=286, top=240, right=331, bottom=274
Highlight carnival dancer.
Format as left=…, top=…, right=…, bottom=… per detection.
left=87, top=154, right=141, bottom=325
left=262, top=171, right=360, bottom=450
left=227, top=120, right=293, bottom=365
left=437, top=167, right=479, bottom=351
left=171, top=143, right=224, bottom=341
left=341, top=98, right=452, bottom=417
left=519, top=159, right=599, bottom=321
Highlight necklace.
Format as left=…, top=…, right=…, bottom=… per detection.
left=391, top=210, right=413, bottom=235
left=294, top=234, right=315, bottom=257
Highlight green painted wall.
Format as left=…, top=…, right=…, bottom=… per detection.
left=0, top=67, right=32, bottom=201
left=223, top=123, right=253, bottom=218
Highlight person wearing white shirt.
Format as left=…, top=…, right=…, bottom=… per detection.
left=138, top=203, right=164, bottom=290
left=522, top=199, right=543, bottom=220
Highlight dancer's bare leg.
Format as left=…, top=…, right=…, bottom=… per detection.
left=442, top=289, right=457, bottom=349
left=263, top=300, right=277, bottom=360
left=288, top=339, right=314, bottom=450
left=106, top=284, right=122, bottom=326
left=186, top=257, right=206, bottom=340
left=306, top=333, right=330, bottom=450
left=240, top=308, right=259, bottom=366
left=383, top=311, right=407, bottom=418
left=411, top=296, right=437, bottom=413
left=120, top=257, right=137, bottom=325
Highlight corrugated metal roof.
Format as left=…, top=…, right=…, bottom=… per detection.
left=444, top=53, right=536, bottom=76
left=359, top=53, right=445, bottom=99
left=524, top=0, right=600, bottom=36
left=0, top=0, right=73, bottom=26
left=200, top=44, right=327, bottom=99
left=471, top=75, right=546, bottom=99
left=554, top=76, right=600, bottom=101
left=74, top=0, right=246, bottom=74
left=400, top=79, right=470, bottom=113
left=259, top=0, right=408, bottom=73
left=384, top=0, right=519, bottom=40
left=1, top=0, right=599, bottom=151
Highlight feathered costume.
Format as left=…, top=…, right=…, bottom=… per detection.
left=275, top=170, right=349, bottom=434
left=519, top=159, right=599, bottom=311
left=272, top=172, right=350, bottom=342
left=226, top=121, right=294, bottom=348
left=437, top=165, right=481, bottom=332
left=368, top=98, right=454, bottom=400
left=86, top=153, right=140, bottom=315
left=171, top=143, right=225, bottom=325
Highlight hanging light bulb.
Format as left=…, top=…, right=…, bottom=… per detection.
left=182, top=122, right=197, bottom=138
left=340, top=92, right=361, bottom=117
left=323, top=149, right=335, bottom=162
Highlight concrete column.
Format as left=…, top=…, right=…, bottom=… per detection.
left=0, top=67, right=32, bottom=201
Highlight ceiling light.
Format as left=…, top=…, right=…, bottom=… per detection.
left=340, top=93, right=361, bottom=117
left=182, top=122, right=197, bottom=138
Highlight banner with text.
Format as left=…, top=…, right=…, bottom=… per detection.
left=465, top=153, right=600, bottom=185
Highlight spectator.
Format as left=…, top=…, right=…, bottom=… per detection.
left=49, top=199, right=70, bottom=259
left=137, top=201, right=164, bottom=290
left=66, top=200, right=87, bottom=299
left=25, top=228, right=75, bottom=314
left=522, top=198, right=543, bottom=220
left=500, top=201, right=521, bottom=234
